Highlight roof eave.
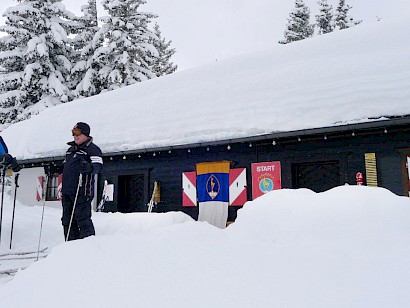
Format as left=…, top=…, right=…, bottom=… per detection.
left=18, top=115, right=410, bottom=165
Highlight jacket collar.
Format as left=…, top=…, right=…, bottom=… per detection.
left=67, top=137, right=93, bottom=148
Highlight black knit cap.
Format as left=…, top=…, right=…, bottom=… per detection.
left=74, top=122, right=91, bottom=137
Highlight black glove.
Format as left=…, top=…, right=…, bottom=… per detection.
left=0, top=154, right=20, bottom=172
left=10, top=157, right=21, bottom=172
left=80, top=160, right=93, bottom=174
left=0, top=154, right=13, bottom=165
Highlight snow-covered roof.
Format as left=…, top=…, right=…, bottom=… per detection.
left=2, top=18, right=410, bottom=161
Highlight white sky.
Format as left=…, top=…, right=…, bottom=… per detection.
left=0, top=0, right=406, bottom=70
left=0, top=185, right=409, bottom=307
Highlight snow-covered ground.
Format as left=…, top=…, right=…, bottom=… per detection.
left=0, top=185, right=409, bottom=307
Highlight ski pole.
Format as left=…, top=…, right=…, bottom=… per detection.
left=147, top=181, right=157, bottom=213
left=96, top=180, right=108, bottom=212
left=9, top=173, right=19, bottom=249
left=96, top=195, right=108, bottom=212
left=66, top=173, right=82, bottom=242
left=36, top=173, right=49, bottom=261
left=0, top=166, right=7, bottom=246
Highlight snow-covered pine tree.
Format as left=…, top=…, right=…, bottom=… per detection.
left=150, top=23, right=177, bottom=77
left=94, top=0, right=158, bottom=91
left=316, top=0, right=334, bottom=35
left=71, top=0, right=104, bottom=98
left=0, top=0, right=77, bottom=129
left=334, top=0, right=362, bottom=30
left=279, top=0, right=314, bottom=44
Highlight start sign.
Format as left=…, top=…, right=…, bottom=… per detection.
left=251, top=161, right=282, bottom=200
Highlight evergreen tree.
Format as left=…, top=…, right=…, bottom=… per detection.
left=335, top=0, right=362, bottom=30
left=71, top=0, right=104, bottom=98
left=94, top=0, right=158, bottom=91
left=150, top=23, right=177, bottom=77
left=279, top=0, right=314, bottom=44
left=0, top=0, right=77, bottom=129
left=316, top=0, right=334, bottom=35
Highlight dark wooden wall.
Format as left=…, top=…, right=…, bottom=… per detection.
left=98, top=128, right=410, bottom=220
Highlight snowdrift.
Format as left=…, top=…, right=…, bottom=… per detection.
left=0, top=186, right=409, bottom=307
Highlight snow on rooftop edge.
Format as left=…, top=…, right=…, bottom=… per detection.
left=2, top=18, right=410, bottom=160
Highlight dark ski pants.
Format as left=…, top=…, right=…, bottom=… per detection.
left=62, top=193, right=95, bottom=241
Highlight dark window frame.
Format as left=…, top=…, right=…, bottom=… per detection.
left=46, top=173, right=61, bottom=201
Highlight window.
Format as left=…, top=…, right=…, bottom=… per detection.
left=46, top=174, right=62, bottom=201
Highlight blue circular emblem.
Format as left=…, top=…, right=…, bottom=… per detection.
left=206, top=174, right=220, bottom=199
left=259, top=178, right=274, bottom=193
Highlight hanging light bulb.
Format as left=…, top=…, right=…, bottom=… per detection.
left=272, top=140, right=276, bottom=146
left=249, top=143, right=252, bottom=148
left=227, top=145, right=231, bottom=150
left=297, top=137, right=301, bottom=142
left=352, top=131, right=355, bottom=137
left=123, top=155, right=126, bottom=160
left=153, top=152, right=156, bottom=157
left=324, top=135, right=328, bottom=140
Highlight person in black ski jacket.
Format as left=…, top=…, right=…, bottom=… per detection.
left=62, top=122, right=103, bottom=241
left=0, top=136, right=21, bottom=172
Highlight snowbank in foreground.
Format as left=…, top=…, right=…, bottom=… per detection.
left=0, top=186, right=409, bottom=308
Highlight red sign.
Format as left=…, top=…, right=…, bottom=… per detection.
left=356, top=172, right=364, bottom=186
left=229, top=168, right=247, bottom=206
left=182, top=171, right=197, bottom=207
left=36, top=176, right=44, bottom=201
left=57, top=174, right=63, bottom=200
left=251, top=162, right=281, bottom=200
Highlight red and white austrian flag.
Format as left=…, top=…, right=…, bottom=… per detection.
left=36, top=176, right=44, bottom=201
left=229, top=168, right=247, bottom=206
left=182, top=171, right=197, bottom=207
left=57, top=175, right=63, bottom=200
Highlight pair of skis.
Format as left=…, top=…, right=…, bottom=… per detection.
left=96, top=180, right=110, bottom=212
left=0, top=246, right=48, bottom=259
left=0, top=247, right=48, bottom=276
left=147, top=181, right=159, bottom=213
